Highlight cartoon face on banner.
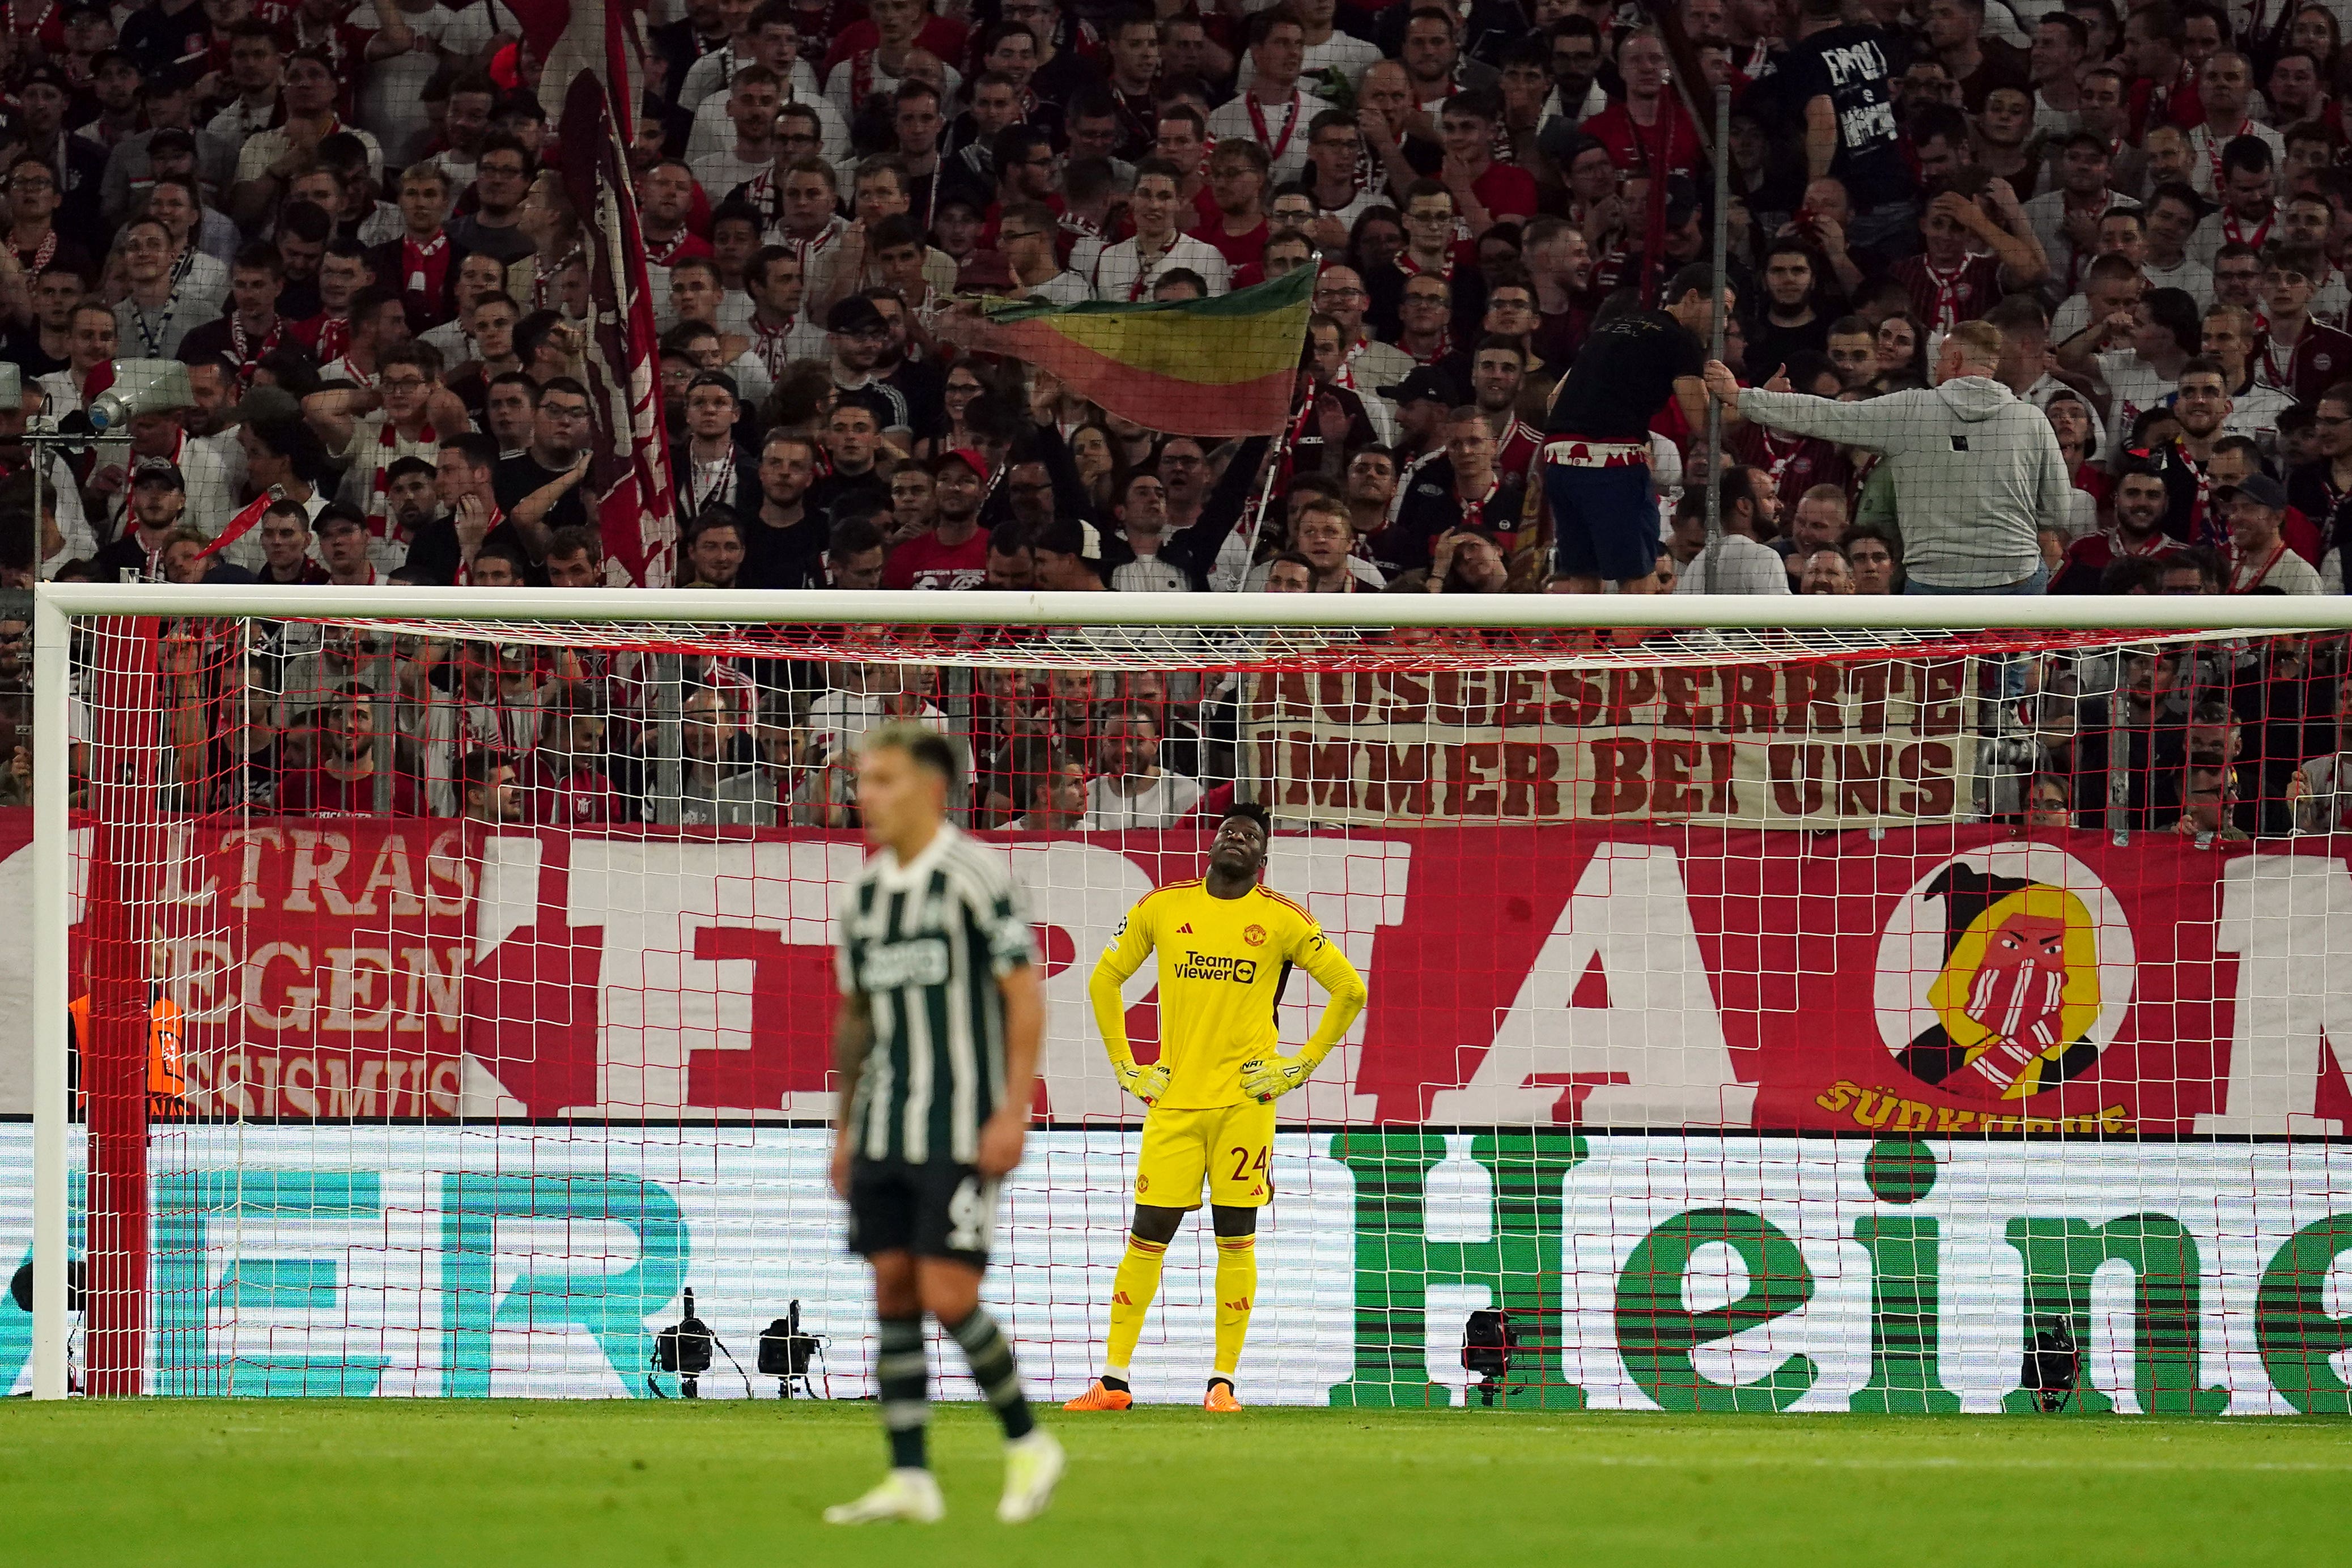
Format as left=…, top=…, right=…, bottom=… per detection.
left=1873, top=847, right=2136, bottom=1102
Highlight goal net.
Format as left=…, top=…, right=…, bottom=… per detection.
left=16, top=587, right=2352, bottom=1415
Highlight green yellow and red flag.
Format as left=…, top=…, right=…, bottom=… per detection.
left=976, top=267, right=1315, bottom=439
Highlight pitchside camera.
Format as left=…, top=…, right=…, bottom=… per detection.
left=652, top=1287, right=716, bottom=1399
left=1461, top=1307, right=1518, bottom=1407
left=2020, top=1315, right=2083, bottom=1412
left=648, top=1286, right=755, bottom=1399
left=757, top=1301, right=828, bottom=1399
left=7, top=1258, right=85, bottom=1315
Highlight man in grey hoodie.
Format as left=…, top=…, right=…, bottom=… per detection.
left=1700, top=320, right=2070, bottom=593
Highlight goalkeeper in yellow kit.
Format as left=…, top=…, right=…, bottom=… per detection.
left=1064, top=801, right=1367, bottom=1412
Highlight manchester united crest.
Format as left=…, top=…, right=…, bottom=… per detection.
left=1873, top=848, right=2136, bottom=1102
left=1243, top=923, right=1267, bottom=946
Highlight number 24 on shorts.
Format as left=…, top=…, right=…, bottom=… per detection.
left=1228, top=1145, right=1270, bottom=1186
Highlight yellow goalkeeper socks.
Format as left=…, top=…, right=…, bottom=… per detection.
left=1213, top=1234, right=1257, bottom=1378
left=1105, top=1234, right=1167, bottom=1383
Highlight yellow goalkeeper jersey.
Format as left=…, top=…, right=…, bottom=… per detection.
left=1090, top=879, right=1362, bottom=1110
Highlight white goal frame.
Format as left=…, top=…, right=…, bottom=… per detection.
left=27, top=581, right=2352, bottom=1401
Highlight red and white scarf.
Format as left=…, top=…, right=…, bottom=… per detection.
left=2222, top=203, right=2274, bottom=250
left=368, top=418, right=435, bottom=530
left=1245, top=90, right=1305, bottom=165
left=1124, top=236, right=1176, bottom=301
left=780, top=216, right=844, bottom=274
left=1920, top=257, right=1973, bottom=331
left=1755, top=427, right=1808, bottom=490
left=752, top=313, right=800, bottom=380
left=312, top=312, right=351, bottom=364
left=11, top=226, right=55, bottom=276
left=2203, top=118, right=2253, bottom=190
left=401, top=230, right=451, bottom=305
left=531, top=244, right=585, bottom=312
left=1453, top=473, right=1503, bottom=532
left=644, top=226, right=695, bottom=267
left=197, top=485, right=291, bottom=562
left=228, top=313, right=284, bottom=385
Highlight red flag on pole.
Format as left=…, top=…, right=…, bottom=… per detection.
left=505, top=0, right=678, bottom=586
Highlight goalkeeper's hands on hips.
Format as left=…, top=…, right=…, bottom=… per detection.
left=1239, top=1055, right=1313, bottom=1103
left=1118, top=1060, right=1171, bottom=1104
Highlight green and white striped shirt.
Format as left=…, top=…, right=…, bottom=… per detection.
left=835, top=825, right=1035, bottom=1165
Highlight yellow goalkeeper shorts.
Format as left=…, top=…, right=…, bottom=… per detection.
left=1133, top=1100, right=1277, bottom=1210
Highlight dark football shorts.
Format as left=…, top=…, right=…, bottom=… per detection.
left=847, top=1157, right=1003, bottom=1268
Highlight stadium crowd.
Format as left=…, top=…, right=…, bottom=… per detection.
left=0, top=0, right=2346, bottom=835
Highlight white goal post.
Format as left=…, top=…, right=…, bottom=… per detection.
left=24, top=583, right=2352, bottom=1407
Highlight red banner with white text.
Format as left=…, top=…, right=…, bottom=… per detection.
left=5, top=811, right=2349, bottom=1137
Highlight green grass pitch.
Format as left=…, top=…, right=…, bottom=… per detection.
left=2, top=1401, right=2346, bottom=1567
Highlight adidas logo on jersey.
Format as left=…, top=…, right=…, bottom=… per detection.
left=1177, top=922, right=1193, bottom=933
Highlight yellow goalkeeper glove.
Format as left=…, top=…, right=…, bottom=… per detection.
left=1239, top=1056, right=1313, bottom=1103
left=1118, top=1060, right=1171, bottom=1105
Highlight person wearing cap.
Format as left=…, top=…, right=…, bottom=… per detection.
left=91, top=358, right=237, bottom=542
left=1030, top=513, right=1108, bottom=590
left=1372, top=364, right=1464, bottom=487
left=15, top=64, right=107, bottom=239
left=823, top=295, right=916, bottom=434
left=316, top=505, right=389, bottom=586
left=1543, top=261, right=1726, bottom=594
left=91, top=458, right=194, bottom=581
left=884, top=448, right=994, bottom=589
left=104, top=79, right=237, bottom=231
left=673, top=371, right=757, bottom=525
left=2223, top=471, right=2323, bottom=593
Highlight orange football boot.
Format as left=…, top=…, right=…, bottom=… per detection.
left=1063, top=1379, right=1133, bottom=1411
left=1203, top=1380, right=1243, bottom=1412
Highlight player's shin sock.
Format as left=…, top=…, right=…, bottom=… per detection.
left=1212, top=1234, right=1258, bottom=1381
left=876, top=1315, right=929, bottom=1469
left=1104, top=1235, right=1168, bottom=1386
left=945, top=1307, right=1035, bottom=1440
